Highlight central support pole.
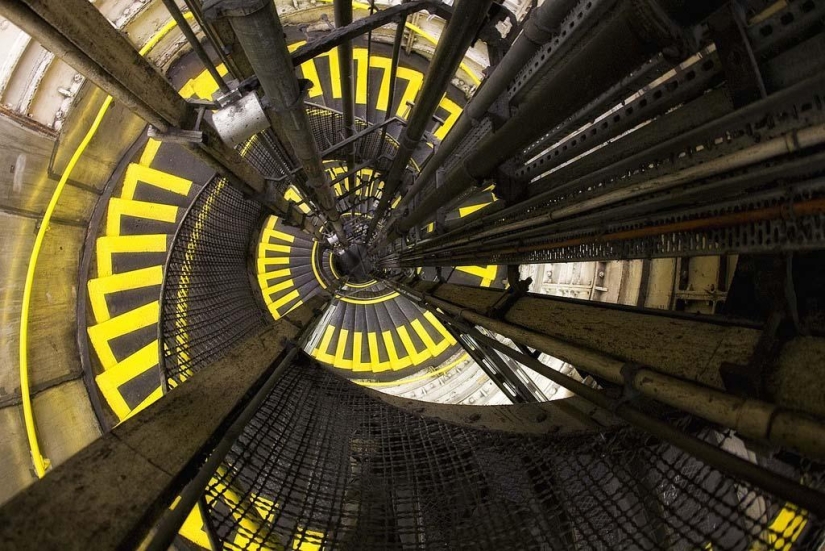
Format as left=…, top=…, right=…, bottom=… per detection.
left=206, top=0, right=348, bottom=246
left=334, top=0, right=357, bottom=194
left=366, top=0, right=494, bottom=241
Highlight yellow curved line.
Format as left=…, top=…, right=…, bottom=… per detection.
left=356, top=352, right=468, bottom=387
left=337, top=291, right=399, bottom=304
left=345, top=279, right=377, bottom=288
left=19, top=13, right=192, bottom=478
left=328, top=251, right=342, bottom=281
left=310, top=241, right=328, bottom=290
left=316, top=0, right=482, bottom=86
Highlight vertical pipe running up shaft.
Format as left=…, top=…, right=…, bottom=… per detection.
left=366, top=0, right=494, bottom=241
left=161, top=0, right=230, bottom=94
left=208, top=0, right=348, bottom=245
left=394, top=0, right=579, bottom=214
left=335, top=0, right=357, bottom=193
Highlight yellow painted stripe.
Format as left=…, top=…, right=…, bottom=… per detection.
left=358, top=352, right=469, bottom=387
left=271, top=289, right=300, bottom=313
left=353, top=48, right=369, bottom=105
left=434, top=95, right=463, bottom=141
left=96, top=234, right=168, bottom=277
left=95, top=340, right=159, bottom=421
left=334, top=328, right=352, bottom=369
left=458, top=202, right=493, bottom=218
left=262, top=279, right=296, bottom=303
left=397, top=325, right=429, bottom=364
left=313, top=325, right=337, bottom=363
left=262, top=227, right=296, bottom=244
left=424, top=311, right=457, bottom=345
left=395, top=66, right=423, bottom=118
left=352, top=331, right=367, bottom=372
left=310, top=241, right=328, bottom=290
left=369, top=55, right=392, bottom=112
left=338, top=291, right=399, bottom=305
left=366, top=332, right=391, bottom=373
left=258, top=242, right=292, bottom=254
left=288, top=41, right=323, bottom=98
left=257, top=257, right=291, bottom=272
left=139, top=139, right=162, bottom=167
left=87, top=301, right=159, bottom=370
left=382, top=330, right=411, bottom=370
left=87, top=265, right=164, bottom=322
left=327, top=47, right=342, bottom=98
left=411, top=319, right=440, bottom=356
left=106, top=197, right=178, bottom=236
left=121, top=163, right=193, bottom=201
left=456, top=264, right=499, bottom=287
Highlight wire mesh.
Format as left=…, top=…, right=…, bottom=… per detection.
left=159, top=177, right=269, bottom=385
left=306, top=103, right=401, bottom=173
left=203, top=358, right=824, bottom=551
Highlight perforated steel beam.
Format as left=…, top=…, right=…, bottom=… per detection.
left=393, top=0, right=579, bottom=217
left=366, top=0, right=494, bottom=240
left=387, top=0, right=725, bottom=243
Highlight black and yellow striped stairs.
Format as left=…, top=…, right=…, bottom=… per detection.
left=84, top=40, right=500, bottom=425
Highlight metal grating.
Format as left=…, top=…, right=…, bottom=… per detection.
left=159, top=177, right=269, bottom=385
left=202, top=357, right=824, bottom=550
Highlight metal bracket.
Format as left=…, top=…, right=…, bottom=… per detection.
left=147, top=99, right=214, bottom=144
left=708, top=1, right=767, bottom=108
left=486, top=270, right=531, bottom=319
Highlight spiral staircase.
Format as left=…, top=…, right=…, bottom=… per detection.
left=1, top=0, right=825, bottom=550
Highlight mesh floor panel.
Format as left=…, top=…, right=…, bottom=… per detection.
left=160, top=177, right=268, bottom=385
left=203, top=357, right=824, bottom=551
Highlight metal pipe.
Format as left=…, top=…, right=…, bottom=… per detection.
left=460, top=326, right=825, bottom=519
left=378, top=12, right=408, bottom=152
left=390, top=0, right=715, bottom=242
left=145, top=346, right=300, bottom=551
left=335, top=0, right=357, bottom=193
left=395, top=0, right=579, bottom=213
left=387, top=280, right=825, bottom=462
left=161, top=0, right=230, bottom=94
left=181, top=0, right=239, bottom=79
left=367, top=0, right=494, bottom=240
left=398, top=122, right=825, bottom=259
left=209, top=0, right=348, bottom=245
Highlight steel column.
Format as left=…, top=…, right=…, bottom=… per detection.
left=160, top=0, right=230, bottom=94
left=395, top=0, right=579, bottom=215
left=334, top=0, right=357, bottom=193
left=389, top=0, right=721, bottom=243
left=366, top=0, right=494, bottom=240
left=206, top=0, right=348, bottom=245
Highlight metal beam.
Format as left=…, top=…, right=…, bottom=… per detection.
left=334, top=0, right=357, bottom=193
left=388, top=0, right=722, bottom=243
left=366, top=0, right=494, bottom=241
left=386, top=279, right=825, bottom=460
left=393, top=0, right=579, bottom=218
left=290, top=0, right=439, bottom=66
left=206, top=0, right=348, bottom=245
